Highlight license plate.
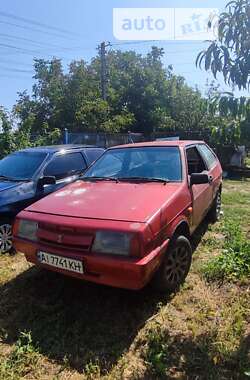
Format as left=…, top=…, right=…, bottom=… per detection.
left=37, top=251, right=84, bottom=274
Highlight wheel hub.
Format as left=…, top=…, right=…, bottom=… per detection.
left=165, top=246, right=189, bottom=284
left=216, top=193, right=222, bottom=217
left=0, top=224, right=12, bottom=253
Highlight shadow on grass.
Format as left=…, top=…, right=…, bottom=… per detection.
left=190, top=216, right=210, bottom=252
left=0, top=265, right=171, bottom=373
left=144, top=331, right=250, bottom=380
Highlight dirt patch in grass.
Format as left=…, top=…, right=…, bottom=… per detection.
left=0, top=253, right=30, bottom=285
left=0, top=179, right=249, bottom=379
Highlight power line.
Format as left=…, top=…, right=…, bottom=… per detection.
left=0, top=32, right=74, bottom=49
left=0, top=65, right=33, bottom=73
left=110, top=42, right=202, bottom=54
left=0, top=20, right=76, bottom=40
left=0, top=73, right=32, bottom=79
left=0, top=10, right=79, bottom=37
left=0, top=58, right=33, bottom=67
left=111, top=40, right=207, bottom=47
left=111, top=40, right=159, bottom=46
left=172, top=62, right=196, bottom=65
left=0, top=42, right=43, bottom=55
left=0, top=42, right=73, bottom=59
left=0, top=39, right=200, bottom=81
left=0, top=49, right=69, bottom=61
left=0, top=33, right=95, bottom=53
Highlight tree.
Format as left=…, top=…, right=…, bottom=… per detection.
left=196, top=0, right=250, bottom=91
left=106, top=48, right=209, bottom=134
left=0, top=107, right=15, bottom=158
left=12, top=48, right=210, bottom=137
left=167, top=79, right=208, bottom=131
left=197, top=1, right=250, bottom=145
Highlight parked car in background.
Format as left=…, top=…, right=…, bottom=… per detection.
left=0, top=145, right=104, bottom=253
left=13, top=141, right=222, bottom=292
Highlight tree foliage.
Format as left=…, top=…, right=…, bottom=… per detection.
left=12, top=47, right=209, bottom=137
left=1, top=46, right=246, bottom=158
left=197, top=0, right=250, bottom=91
left=0, top=106, right=60, bottom=158
left=197, top=0, right=250, bottom=144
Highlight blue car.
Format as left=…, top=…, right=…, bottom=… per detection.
left=0, top=145, right=104, bottom=253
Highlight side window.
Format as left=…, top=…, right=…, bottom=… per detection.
left=44, top=153, right=87, bottom=180
left=198, top=144, right=217, bottom=170
left=84, top=149, right=104, bottom=165
left=186, top=147, right=207, bottom=175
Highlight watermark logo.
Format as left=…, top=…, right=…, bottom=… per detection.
left=113, top=8, right=219, bottom=41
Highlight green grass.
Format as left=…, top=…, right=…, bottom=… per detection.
left=202, top=219, right=250, bottom=282
left=144, top=324, right=169, bottom=377
left=0, top=332, right=39, bottom=380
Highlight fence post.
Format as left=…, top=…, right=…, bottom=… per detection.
left=63, top=128, right=69, bottom=144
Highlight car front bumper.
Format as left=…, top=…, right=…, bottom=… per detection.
left=13, top=238, right=169, bottom=290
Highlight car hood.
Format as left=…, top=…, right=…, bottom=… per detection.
left=26, top=180, right=182, bottom=223
left=0, top=180, right=35, bottom=210
left=0, top=180, right=20, bottom=193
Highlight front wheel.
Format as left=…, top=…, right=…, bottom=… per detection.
left=152, top=235, right=192, bottom=293
left=0, top=222, right=13, bottom=254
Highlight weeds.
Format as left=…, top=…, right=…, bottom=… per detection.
left=84, top=360, right=101, bottom=378
left=203, top=219, right=250, bottom=282
left=145, top=324, right=169, bottom=377
left=0, top=331, right=39, bottom=379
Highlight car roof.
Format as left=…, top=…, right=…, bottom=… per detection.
left=108, top=140, right=205, bottom=149
left=18, top=145, right=104, bottom=154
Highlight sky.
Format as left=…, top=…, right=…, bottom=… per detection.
left=0, top=0, right=247, bottom=111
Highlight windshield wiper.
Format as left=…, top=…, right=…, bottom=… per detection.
left=0, top=175, right=17, bottom=181
left=118, top=177, right=169, bottom=184
left=0, top=175, right=30, bottom=182
left=81, top=176, right=119, bottom=183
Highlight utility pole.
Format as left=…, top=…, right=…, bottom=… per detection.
left=98, top=41, right=110, bottom=101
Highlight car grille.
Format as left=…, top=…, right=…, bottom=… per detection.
left=37, top=222, right=94, bottom=252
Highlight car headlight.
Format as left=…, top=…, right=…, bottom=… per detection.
left=92, top=231, right=132, bottom=256
left=18, top=219, right=38, bottom=241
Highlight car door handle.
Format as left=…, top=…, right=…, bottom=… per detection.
left=208, top=175, right=213, bottom=184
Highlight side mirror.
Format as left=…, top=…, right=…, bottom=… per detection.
left=190, top=173, right=209, bottom=186
left=37, top=176, right=56, bottom=189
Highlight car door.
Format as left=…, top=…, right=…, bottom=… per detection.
left=42, top=152, right=87, bottom=195
left=186, top=145, right=213, bottom=230
left=197, top=144, right=222, bottom=202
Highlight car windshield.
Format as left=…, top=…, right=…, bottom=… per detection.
left=83, top=146, right=182, bottom=182
left=0, top=152, right=47, bottom=181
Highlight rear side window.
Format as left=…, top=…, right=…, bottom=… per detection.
left=44, top=152, right=87, bottom=180
left=186, top=147, right=207, bottom=175
left=84, top=149, right=104, bottom=165
left=198, top=144, right=217, bottom=170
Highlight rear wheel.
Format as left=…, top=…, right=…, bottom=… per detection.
left=0, top=222, right=13, bottom=254
left=209, top=191, right=222, bottom=223
left=152, top=235, right=192, bottom=293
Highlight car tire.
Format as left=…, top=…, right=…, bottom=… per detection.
left=0, top=221, right=13, bottom=254
left=208, top=191, right=222, bottom=223
left=152, top=235, right=192, bottom=293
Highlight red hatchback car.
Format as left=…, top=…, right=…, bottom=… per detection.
left=13, top=141, right=222, bottom=292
